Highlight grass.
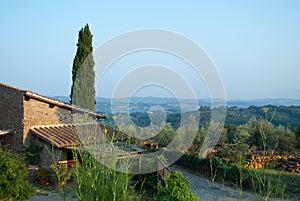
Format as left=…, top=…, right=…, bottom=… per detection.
left=294, top=148, right=300, bottom=155
left=175, top=154, right=300, bottom=200
left=222, top=164, right=300, bottom=199
left=263, top=169, right=300, bottom=199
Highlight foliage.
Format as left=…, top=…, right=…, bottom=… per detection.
left=48, top=145, right=68, bottom=200
left=35, top=168, right=50, bottom=185
left=294, top=126, right=300, bottom=148
left=152, top=171, right=198, bottom=201
left=152, top=105, right=300, bottom=130
left=175, top=153, right=297, bottom=198
left=70, top=24, right=96, bottom=111
left=134, top=172, right=157, bottom=195
left=151, top=123, right=175, bottom=147
left=220, top=127, right=249, bottom=165
left=107, top=104, right=300, bottom=152
left=248, top=108, right=287, bottom=200
left=52, top=164, right=73, bottom=185
left=187, top=126, right=206, bottom=155
left=244, top=117, right=295, bottom=153
left=225, top=124, right=238, bottom=144
left=22, top=144, right=43, bottom=165
left=130, top=112, right=151, bottom=127
left=275, top=125, right=295, bottom=153
left=72, top=149, right=140, bottom=201
left=175, top=154, right=219, bottom=178
left=0, top=147, right=34, bottom=201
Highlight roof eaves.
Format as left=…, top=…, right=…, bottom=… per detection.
left=25, top=91, right=106, bottom=119
left=0, top=82, right=106, bottom=119
left=0, top=130, right=15, bottom=135
left=0, top=82, right=27, bottom=92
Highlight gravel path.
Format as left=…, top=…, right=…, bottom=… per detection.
left=27, top=193, right=78, bottom=201
left=27, top=189, right=78, bottom=201
left=169, top=166, right=277, bottom=201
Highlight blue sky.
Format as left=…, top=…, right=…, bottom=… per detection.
left=0, top=1, right=299, bottom=99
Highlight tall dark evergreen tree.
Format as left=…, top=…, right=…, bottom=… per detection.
left=70, top=24, right=96, bottom=111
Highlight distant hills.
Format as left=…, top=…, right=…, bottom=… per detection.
left=53, top=96, right=300, bottom=113
left=52, top=96, right=300, bottom=129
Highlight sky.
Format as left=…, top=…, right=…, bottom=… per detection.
left=0, top=1, right=299, bottom=99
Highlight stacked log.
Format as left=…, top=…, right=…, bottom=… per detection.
left=245, top=155, right=283, bottom=169
left=245, top=153, right=300, bottom=173
left=209, top=144, right=300, bottom=173
left=276, top=157, right=300, bottom=173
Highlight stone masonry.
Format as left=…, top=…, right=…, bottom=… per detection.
left=0, top=82, right=104, bottom=167
left=0, top=83, right=24, bottom=152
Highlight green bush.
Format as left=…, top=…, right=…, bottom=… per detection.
left=35, top=168, right=50, bottom=185
left=153, top=171, right=198, bottom=201
left=175, top=154, right=214, bottom=177
left=22, top=144, right=43, bottom=165
left=135, top=172, right=157, bottom=193
left=0, top=148, right=35, bottom=201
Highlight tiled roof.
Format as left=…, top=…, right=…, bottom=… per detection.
left=0, top=82, right=27, bottom=92
left=30, top=123, right=126, bottom=148
left=0, top=82, right=105, bottom=119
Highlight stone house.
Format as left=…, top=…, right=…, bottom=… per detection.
left=0, top=82, right=106, bottom=168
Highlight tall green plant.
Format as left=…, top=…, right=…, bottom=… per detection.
left=72, top=150, right=139, bottom=201
left=48, top=145, right=67, bottom=201
left=251, top=108, right=286, bottom=200
left=49, top=123, right=142, bottom=200
left=70, top=24, right=96, bottom=111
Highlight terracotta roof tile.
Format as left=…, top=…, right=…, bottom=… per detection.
left=30, top=123, right=123, bottom=148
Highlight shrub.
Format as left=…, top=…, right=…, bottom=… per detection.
left=175, top=154, right=215, bottom=177
left=153, top=171, right=198, bottom=201
left=0, top=147, right=35, bottom=201
left=35, top=168, right=50, bottom=186
left=22, top=144, right=43, bottom=165
left=135, top=172, right=157, bottom=193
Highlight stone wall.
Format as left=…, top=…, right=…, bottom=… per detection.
left=0, top=84, right=24, bottom=152
left=22, top=95, right=94, bottom=168
left=0, top=83, right=97, bottom=166
left=28, top=134, right=67, bottom=169
left=23, top=97, right=74, bottom=144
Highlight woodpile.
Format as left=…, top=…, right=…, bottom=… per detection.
left=209, top=144, right=300, bottom=173
left=276, top=157, right=300, bottom=173
left=244, top=152, right=300, bottom=173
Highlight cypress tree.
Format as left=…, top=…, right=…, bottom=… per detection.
left=70, top=24, right=96, bottom=111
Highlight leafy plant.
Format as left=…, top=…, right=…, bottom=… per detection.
left=220, top=127, right=249, bottom=165
left=48, top=144, right=71, bottom=200
left=135, top=172, right=157, bottom=194
left=22, top=144, right=43, bottom=165
left=153, top=171, right=198, bottom=201
left=0, top=147, right=35, bottom=201
left=72, top=150, right=140, bottom=201
left=250, top=108, right=287, bottom=200
left=35, top=168, right=50, bottom=186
